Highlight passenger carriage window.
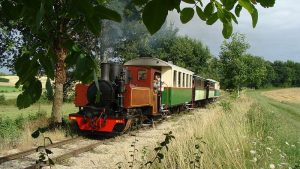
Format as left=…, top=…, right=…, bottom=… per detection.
left=178, top=72, right=181, bottom=87
left=183, top=73, right=185, bottom=87
left=138, top=69, right=147, bottom=80
left=173, top=70, right=177, bottom=87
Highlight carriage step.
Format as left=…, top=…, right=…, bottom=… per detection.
left=185, top=102, right=194, bottom=110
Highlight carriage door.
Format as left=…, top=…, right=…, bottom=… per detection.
left=153, top=72, right=162, bottom=114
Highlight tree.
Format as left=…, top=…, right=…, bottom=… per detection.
left=0, top=0, right=275, bottom=125
left=219, top=33, right=250, bottom=92
left=241, top=54, right=267, bottom=88
left=0, top=0, right=121, bottom=125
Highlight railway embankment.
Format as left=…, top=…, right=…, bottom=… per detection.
left=1, top=89, right=299, bottom=169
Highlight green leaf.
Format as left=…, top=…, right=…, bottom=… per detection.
left=157, top=153, right=164, bottom=159
left=154, top=147, right=162, bottom=152
left=196, top=6, right=206, bottom=21
left=206, top=12, right=218, bottom=25
left=235, top=4, right=242, bottom=17
left=86, top=16, right=101, bottom=35
left=94, top=5, right=121, bottom=22
left=197, top=0, right=204, bottom=7
left=180, top=8, right=194, bottom=24
left=31, top=130, right=40, bottom=138
left=39, top=127, right=47, bottom=133
left=182, top=0, right=195, bottom=4
left=230, top=12, right=238, bottom=24
left=17, top=78, right=42, bottom=109
left=45, top=149, right=53, bottom=154
left=256, top=0, right=275, bottom=8
left=238, top=0, right=254, bottom=13
left=222, top=22, right=233, bottom=39
left=45, top=137, right=53, bottom=144
left=49, top=158, right=55, bottom=165
left=142, top=0, right=168, bottom=34
left=204, top=2, right=215, bottom=18
left=1, top=0, right=22, bottom=20
left=251, top=8, right=258, bottom=27
left=36, top=0, right=45, bottom=31
left=15, top=53, right=39, bottom=85
left=72, top=0, right=94, bottom=16
left=74, top=54, right=95, bottom=83
left=166, top=0, right=181, bottom=11
left=38, top=52, right=55, bottom=79
left=238, top=0, right=257, bottom=27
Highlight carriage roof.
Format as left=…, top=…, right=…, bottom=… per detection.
left=124, top=57, right=194, bottom=74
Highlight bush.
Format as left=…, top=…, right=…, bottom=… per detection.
left=0, top=94, right=6, bottom=105
left=0, top=117, right=22, bottom=143
left=28, top=110, right=47, bottom=121
left=219, top=100, right=232, bottom=112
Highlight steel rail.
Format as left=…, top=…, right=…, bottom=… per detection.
left=24, top=140, right=107, bottom=169
left=0, top=137, right=83, bottom=164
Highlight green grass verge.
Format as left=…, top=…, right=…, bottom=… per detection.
left=247, top=90, right=300, bottom=168
left=0, top=86, right=21, bottom=93
left=0, top=103, right=78, bottom=119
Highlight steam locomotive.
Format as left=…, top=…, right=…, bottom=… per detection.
left=69, top=57, right=220, bottom=133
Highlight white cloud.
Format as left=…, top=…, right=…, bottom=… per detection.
left=167, top=0, right=300, bottom=62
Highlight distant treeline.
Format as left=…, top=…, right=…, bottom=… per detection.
left=210, top=33, right=300, bottom=90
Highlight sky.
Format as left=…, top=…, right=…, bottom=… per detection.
left=167, top=0, right=300, bottom=62
left=1, top=1, right=299, bottom=74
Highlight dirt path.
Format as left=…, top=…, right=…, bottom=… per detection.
left=53, top=109, right=208, bottom=169
left=262, top=88, right=300, bottom=103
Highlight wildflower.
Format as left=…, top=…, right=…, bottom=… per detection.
left=280, top=154, right=285, bottom=159
left=250, top=150, right=256, bottom=155
left=266, top=147, right=272, bottom=151
left=250, top=157, right=257, bottom=163
left=291, top=145, right=295, bottom=148
left=267, top=136, right=273, bottom=140
left=269, top=164, right=275, bottom=169
left=285, top=141, right=289, bottom=146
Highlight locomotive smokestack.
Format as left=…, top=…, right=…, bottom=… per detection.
left=101, top=63, right=110, bottom=81
left=110, top=63, right=122, bottom=82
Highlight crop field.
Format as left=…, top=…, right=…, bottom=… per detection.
left=0, top=76, right=48, bottom=88
left=262, top=88, right=300, bottom=104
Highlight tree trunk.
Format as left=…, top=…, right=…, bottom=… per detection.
left=51, top=51, right=66, bottom=124
left=51, top=17, right=67, bottom=125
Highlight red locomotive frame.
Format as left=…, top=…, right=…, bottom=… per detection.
left=69, top=65, right=161, bottom=133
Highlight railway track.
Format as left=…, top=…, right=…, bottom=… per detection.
left=0, top=137, right=83, bottom=165
left=0, top=136, right=108, bottom=169
left=0, top=116, right=174, bottom=169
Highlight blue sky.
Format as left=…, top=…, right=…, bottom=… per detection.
left=168, top=0, right=300, bottom=62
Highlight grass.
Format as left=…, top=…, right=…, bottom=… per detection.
left=0, top=102, right=78, bottom=119
left=143, top=89, right=299, bottom=169
left=0, top=86, right=21, bottom=93
left=248, top=90, right=300, bottom=141
left=0, top=111, right=68, bottom=153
